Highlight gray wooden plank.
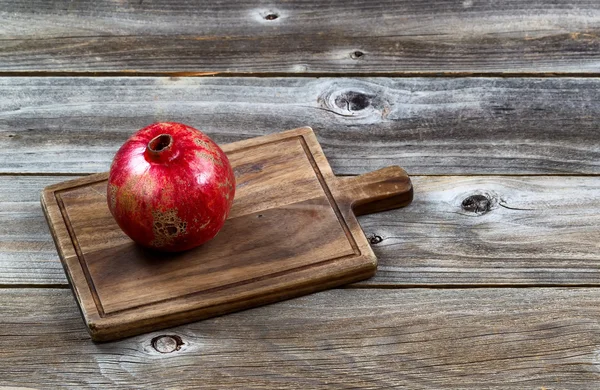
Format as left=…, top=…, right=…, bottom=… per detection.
left=1, top=287, right=600, bottom=388
left=2, top=77, right=600, bottom=175
left=364, top=175, right=600, bottom=286
left=1, top=0, right=600, bottom=73
left=0, top=176, right=71, bottom=285
left=4, top=175, right=600, bottom=286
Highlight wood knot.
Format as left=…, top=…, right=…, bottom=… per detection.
left=318, top=80, right=388, bottom=121
left=259, top=10, right=281, bottom=21
left=461, top=194, right=492, bottom=215
left=350, top=50, right=364, bottom=59
left=151, top=335, right=184, bottom=353
left=335, top=91, right=371, bottom=112
left=368, top=234, right=383, bottom=245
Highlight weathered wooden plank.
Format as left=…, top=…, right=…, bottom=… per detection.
left=1, top=0, right=600, bottom=73
left=1, top=287, right=600, bottom=388
left=364, top=175, right=600, bottom=286
left=0, top=176, right=71, bottom=285
left=4, top=175, right=600, bottom=286
left=2, top=77, right=600, bottom=175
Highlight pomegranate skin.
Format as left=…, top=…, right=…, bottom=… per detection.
left=107, top=122, right=235, bottom=252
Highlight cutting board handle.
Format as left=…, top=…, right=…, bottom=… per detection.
left=337, top=166, right=413, bottom=216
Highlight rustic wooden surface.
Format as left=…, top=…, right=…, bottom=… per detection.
left=2, top=77, right=600, bottom=175
left=41, top=128, right=411, bottom=340
left=2, top=288, right=600, bottom=389
left=3, top=0, right=600, bottom=387
left=1, top=0, right=600, bottom=74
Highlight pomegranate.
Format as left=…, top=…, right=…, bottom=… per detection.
left=107, top=122, right=235, bottom=252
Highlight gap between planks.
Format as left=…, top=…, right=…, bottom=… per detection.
left=0, top=283, right=70, bottom=289
left=2, top=72, right=600, bottom=78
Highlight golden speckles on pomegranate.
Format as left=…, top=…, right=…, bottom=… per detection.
left=218, top=177, right=234, bottom=200
left=193, top=138, right=212, bottom=149
left=194, top=150, right=224, bottom=167
left=151, top=209, right=187, bottom=248
left=108, top=184, right=119, bottom=210
left=118, top=177, right=142, bottom=215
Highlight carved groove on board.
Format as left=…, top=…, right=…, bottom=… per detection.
left=297, top=135, right=360, bottom=255
left=55, top=191, right=105, bottom=316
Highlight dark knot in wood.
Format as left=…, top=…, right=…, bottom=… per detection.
left=350, top=50, right=364, bottom=59
left=368, top=234, right=383, bottom=245
left=335, top=91, right=371, bottom=112
left=151, top=335, right=184, bottom=353
left=318, top=81, right=387, bottom=119
left=264, top=13, right=278, bottom=20
left=461, top=194, right=492, bottom=215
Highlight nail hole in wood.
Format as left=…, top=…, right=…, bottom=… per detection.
left=351, top=50, right=364, bottom=59
left=151, top=335, right=184, bottom=353
left=258, top=214, right=263, bottom=218
left=461, top=195, right=492, bottom=215
left=264, top=13, right=279, bottom=20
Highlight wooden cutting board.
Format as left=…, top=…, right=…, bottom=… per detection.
left=41, top=127, right=413, bottom=342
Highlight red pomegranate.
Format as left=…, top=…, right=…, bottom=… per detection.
left=107, top=122, right=235, bottom=252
